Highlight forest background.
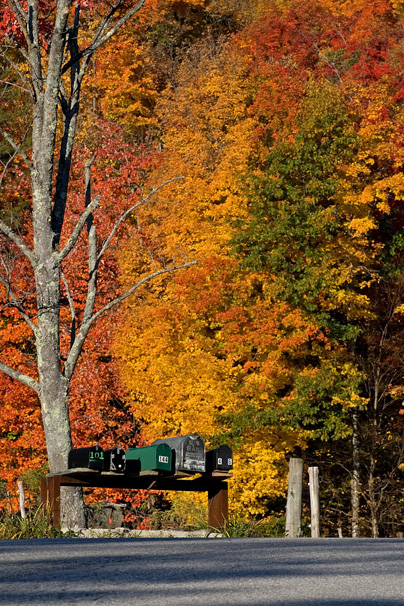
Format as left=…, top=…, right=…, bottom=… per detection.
left=2, top=0, right=404, bottom=537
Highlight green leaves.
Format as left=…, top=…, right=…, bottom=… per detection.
left=234, top=84, right=358, bottom=333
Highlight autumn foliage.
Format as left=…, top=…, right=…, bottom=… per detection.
left=3, top=0, right=404, bottom=534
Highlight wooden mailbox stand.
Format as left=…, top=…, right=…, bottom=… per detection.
left=40, top=469, right=231, bottom=531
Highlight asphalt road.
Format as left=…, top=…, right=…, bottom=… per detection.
left=1, top=537, right=404, bottom=606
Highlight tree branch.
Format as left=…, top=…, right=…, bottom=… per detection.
left=1, top=50, right=31, bottom=91
left=61, top=269, right=76, bottom=349
left=64, top=260, right=197, bottom=381
left=0, top=220, right=36, bottom=267
left=0, top=360, right=39, bottom=394
left=58, top=195, right=101, bottom=262
left=8, top=0, right=27, bottom=23
left=0, top=120, right=33, bottom=189
left=89, top=0, right=147, bottom=52
left=0, top=270, right=37, bottom=336
left=61, top=0, right=146, bottom=74
left=0, top=79, right=31, bottom=94
left=7, top=0, right=29, bottom=45
left=90, top=261, right=197, bottom=326
left=0, top=125, right=33, bottom=170
left=0, top=149, right=19, bottom=190
left=97, top=177, right=185, bottom=263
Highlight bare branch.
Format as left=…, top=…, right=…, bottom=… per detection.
left=97, top=177, right=185, bottom=263
left=91, top=261, right=197, bottom=324
left=1, top=50, right=31, bottom=90
left=0, top=79, right=31, bottom=94
left=7, top=0, right=29, bottom=44
left=64, top=260, right=197, bottom=381
left=61, top=269, right=76, bottom=349
left=85, top=156, right=97, bottom=271
left=63, top=155, right=98, bottom=380
left=1, top=39, right=30, bottom=63
left=0, top=359, right=40, bottom=394
left=58, top=195, right=101, bottom=262
left=0, top=273, right=37, bottom=336
left=0, top=220, right=36, bottom=267
left=8, top=0, right=27, bottom=22
left=0, top=120, right=33, bottom=189
left=0, top=125, right=32, bottom=170
left=89, top=0, right=146, bottom=51
left=0, top=150, right=19, bottom=190
left=61, top=0, right=146, bottom=74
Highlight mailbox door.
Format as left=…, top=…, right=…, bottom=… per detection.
left=104, top=447, right=126, bottom=472
left=68, top=445, right=104, bottom=471
left=124, top=448, right=141, bottom=474
left=206, top=445, right=233, bottom=472
left=154, top=444, right=172, bottom=473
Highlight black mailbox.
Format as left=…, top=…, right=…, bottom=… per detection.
left=152, top=434, right=205, bottom=474
left=68, top=444, right=104, bottom=471
left=206, top=445, right=233, bottom=473
left=123, top=447, right=141, bottom=475
left=104, top=446, right=126, bottom=472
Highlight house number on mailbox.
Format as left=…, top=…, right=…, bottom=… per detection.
left=159, top=455, right=169, bottom=464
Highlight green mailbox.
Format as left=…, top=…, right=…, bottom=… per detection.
left=125, top=443, right=173, bottom=475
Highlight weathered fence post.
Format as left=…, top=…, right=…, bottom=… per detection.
left=308, top=466, right=320, bottom=538
left=17, top=480, right=26, bottom=519
left=285, top=457, right=303, bottom=537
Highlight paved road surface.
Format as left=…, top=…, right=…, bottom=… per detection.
left=1, top=538, right=404, bottom=605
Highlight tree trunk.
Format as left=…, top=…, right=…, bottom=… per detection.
left=35, top=259, right=86, bottom=528
left=369, top=454, right=379, bottom=538
left=0, top=0, right=177, bottom=531
left=351, top=410, right=360, bottom=537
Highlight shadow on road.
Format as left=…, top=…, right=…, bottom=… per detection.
left=0, top=538, right=403, bottom=605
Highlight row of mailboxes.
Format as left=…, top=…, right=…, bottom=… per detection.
left=68, top=434, right=233, bottom=475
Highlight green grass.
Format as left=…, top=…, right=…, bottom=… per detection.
left=217, top=514, right=287, bottom=538
left=0, top=505, right=62, bottom=539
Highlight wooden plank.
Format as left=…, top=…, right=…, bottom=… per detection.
left=46, top=468, right=101, bottom=478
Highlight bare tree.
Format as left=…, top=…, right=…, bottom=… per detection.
left=0, top=0, right=195, bottom=527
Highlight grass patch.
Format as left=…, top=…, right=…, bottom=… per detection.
left=0, top=505, right=62, bottom=539
left=218, top=514, right=286, bottom=538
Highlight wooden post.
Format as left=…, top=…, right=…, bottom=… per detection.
left=41, top=475, right=62, bottom=529
left=308, top=466, right=320, bottom=538
left=40, top=477, right=47, bottom=505
left=285, top=458, right=303, bottom=538
left=208, top=482, right=228, bottom=530
left=17, top=480, right=26, bottom=518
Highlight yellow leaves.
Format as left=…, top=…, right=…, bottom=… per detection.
left=345, top=174, right=404, bottom=241
left=139, top=38, right=256, bottom=260
left=394, top=303, right=404, bottom=315
left=229, top=428, right=305, bottom=517
left=114, top=288, right=239, bottom=442
left=347, top=216, right=377, bottom=236
left=331, top=391, right=368, bottom=410
left=389, top=0, right=404, bottom=15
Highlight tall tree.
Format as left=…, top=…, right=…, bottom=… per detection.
left=0, top=0, right=195, bottom=527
